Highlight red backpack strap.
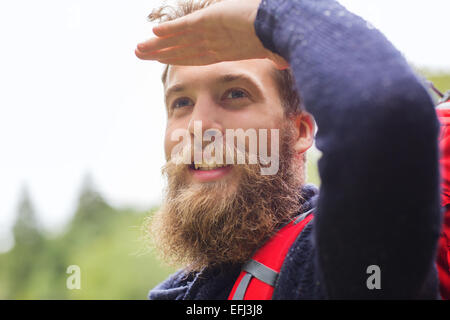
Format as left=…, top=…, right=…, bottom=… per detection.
left=228, top=208, right=314, bottom=300
left=436, top=106, right=450, bottom=300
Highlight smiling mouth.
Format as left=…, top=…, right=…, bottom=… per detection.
left=188, top=161, right=233, bottom=182
left=189, top=162, right=231, bottom=171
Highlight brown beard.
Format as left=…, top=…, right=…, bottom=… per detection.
left=147, top=123, right=306, bottom=273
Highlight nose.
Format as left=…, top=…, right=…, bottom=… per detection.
left=187, top=96, right=225, bottom=163
left=187, top=96, right=224, bottom=141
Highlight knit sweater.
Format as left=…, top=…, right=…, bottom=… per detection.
left=149, top=0, right=442, bottom=299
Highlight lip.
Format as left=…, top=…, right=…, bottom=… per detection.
left=189, top=165, right=233, bottom=182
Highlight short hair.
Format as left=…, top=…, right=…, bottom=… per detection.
left=148, top=0, right=303, bottom=116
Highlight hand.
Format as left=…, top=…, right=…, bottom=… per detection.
left=135, top=0, right=289, bottom=70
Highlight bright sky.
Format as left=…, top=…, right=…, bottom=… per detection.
left=1, top=0, right=450, bottom=252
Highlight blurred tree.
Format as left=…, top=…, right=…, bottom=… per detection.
left=12, top=185, right=43, bottom=247
left=67, top=173, right=116, bottom=243
left=72, top=173, right=112, bottom=223
left=7, top=185, right=46, bottom=298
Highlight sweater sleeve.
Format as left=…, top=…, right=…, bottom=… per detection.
left=254, top=0, right=442, bottom=298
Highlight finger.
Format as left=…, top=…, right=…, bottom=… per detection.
left=135, top=45, right=201, bottom=62
left=137, top=33, right=190, bottom=53
left=135, top=45, right=191, bottom=61
left=141, top=43, right=208, bottom=61
left=152, top=14, right=192, bottom=37
left=135, top=47, right=150, bottom=60
left=158, top=52, right=220, bottom=66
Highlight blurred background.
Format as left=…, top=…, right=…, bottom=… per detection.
left=0, top=0, right=449, bottom=299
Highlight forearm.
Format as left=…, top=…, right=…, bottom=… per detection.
left=255, top=0, right=441, bottom=298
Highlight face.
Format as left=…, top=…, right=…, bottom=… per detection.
left=164, top=59, right=287, bottom=184
left=149, top=59, right=314, bottom=271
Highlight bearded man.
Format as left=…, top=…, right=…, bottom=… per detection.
left=135, top=0, right=443, bottom=299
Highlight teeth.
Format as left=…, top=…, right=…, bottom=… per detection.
left=193, top=162, right=226, bottom=170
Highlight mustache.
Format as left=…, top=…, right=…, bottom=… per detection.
left=167, top=135, right=281, bottom=175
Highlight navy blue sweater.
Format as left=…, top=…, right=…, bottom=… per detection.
left=149, top=0, right=442, bottom=299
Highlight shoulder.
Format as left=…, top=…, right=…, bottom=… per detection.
left=273, top=212, right=325, bottom=299
left=148, top=269, right=193, bottom=300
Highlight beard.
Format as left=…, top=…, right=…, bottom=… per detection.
left=147, top=122, right=306, bottom=273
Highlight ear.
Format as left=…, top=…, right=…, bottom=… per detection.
left=290, top=111, right=315, bottom=154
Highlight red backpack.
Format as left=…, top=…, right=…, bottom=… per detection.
left=228, top=209, right=314, bottom=300
left=436, top=95, right=450, bottom=300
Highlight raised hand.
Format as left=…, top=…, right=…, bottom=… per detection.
left=135, top=0, right=289, bottom=69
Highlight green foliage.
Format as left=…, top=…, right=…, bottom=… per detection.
left=0, top=177, right=175, bottom=299
left=429, top=73, right=450, bottom=95
left=13, top=186, right=44, bottom=247
left=413, top=67, right=450, bottom=103
left=420, top=69, right=450, bottom=95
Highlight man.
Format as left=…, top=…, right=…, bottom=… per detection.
left=135, top=0, right=444, bottom=299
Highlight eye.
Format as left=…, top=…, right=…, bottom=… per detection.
left=171, top=97, right=194, bottom=110
left=223, top=88, right=249, bottom=100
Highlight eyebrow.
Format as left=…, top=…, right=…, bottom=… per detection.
left=164, top=73, right=262, bottom=104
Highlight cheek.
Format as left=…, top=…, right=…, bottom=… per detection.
left=256, top=128, right=282, bottom=159
left=164, top=122, right=193, bottom=162
left=164, top=125, right=182, bottom=162
left=232, top=109, right=281, bottom=131
left=164, top=129, right=172, bottom=161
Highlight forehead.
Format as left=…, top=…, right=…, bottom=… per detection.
left=164, top=59, right=278, bottom=94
